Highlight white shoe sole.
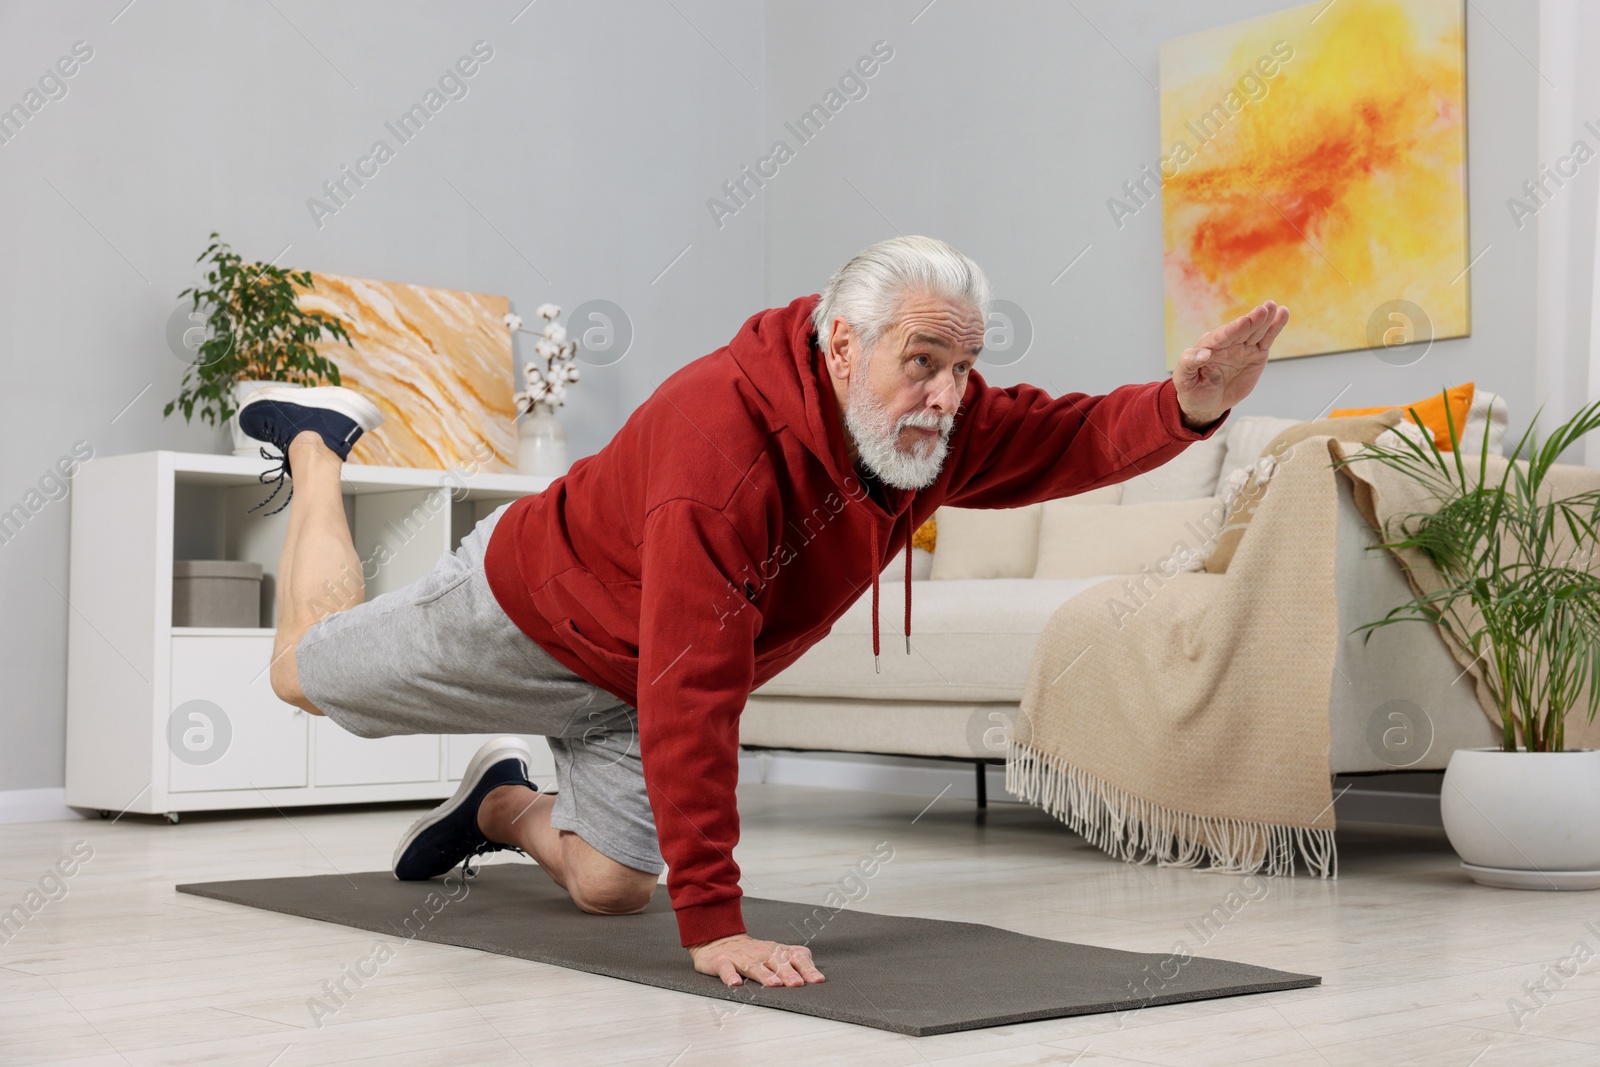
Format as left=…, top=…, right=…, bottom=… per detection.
left=242, top=385, right=385, bottom=432
left=390, top=735, right=533, bottom=877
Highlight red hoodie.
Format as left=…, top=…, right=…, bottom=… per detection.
left=483, top=293, right=1227, bottom=947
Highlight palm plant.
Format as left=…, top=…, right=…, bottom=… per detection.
left=1333, top=394, right=1600, bottom=753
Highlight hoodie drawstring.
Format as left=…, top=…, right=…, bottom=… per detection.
left=904, top=520, right=912, bottom=654
left=870, top=523, right=879, bottom=671
left=867, top=516, right=915, bottom=674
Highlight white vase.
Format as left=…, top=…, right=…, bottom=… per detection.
left=1440, top=746, right=1600, bottom=890
left=229, top=380, right=303, bottom=456
left=517, top=403, right=569, bottom=477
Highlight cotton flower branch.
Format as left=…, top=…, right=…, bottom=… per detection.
left=506, top=304, right=581, bottom=414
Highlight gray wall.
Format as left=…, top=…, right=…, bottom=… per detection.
left=763, top=0, right=1539, bottom=429
left=0, top=0, right=763, bottom=792
left=0, top=0, right=1542, bottom=793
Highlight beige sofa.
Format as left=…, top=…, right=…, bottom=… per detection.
left=741, top=392, right=1509, bottom=788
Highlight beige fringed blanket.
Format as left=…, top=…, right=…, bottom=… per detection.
left=1008, top=438, right=1345, bottom=878
left=1009, top=436, right=1600, bottom=878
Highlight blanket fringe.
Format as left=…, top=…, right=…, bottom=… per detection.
left=1005, top=739, right=1337, bottom=879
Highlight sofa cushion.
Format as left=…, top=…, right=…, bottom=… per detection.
left=880, top=546, right=934, bottom=582
left=928, top=485, right=1122, bottom=580
left=1457, top=388, right=1508, bottom=457
left=1034, top=497, right=1225, bottom=579
left=1332, top=382, right=1474, bottom=451
left=1119, top=432, right=1228, bottom=503
left=741, top=696, right=1021, bottom=760
left=929, top=503, right=1043, bottom=580
left=1218, top=415, right=1301, bottom=488
left=1058, top=482, right=1123, bottom=507
left=752, top=576, right=1118, bottom=702
left=1205, top=409, right=1402, bottom=574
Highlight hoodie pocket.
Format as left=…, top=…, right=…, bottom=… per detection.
left=410, top=563, right=474, bottom=606
left=554, top=618, right=640, bottom=683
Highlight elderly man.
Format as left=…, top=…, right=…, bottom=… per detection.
left=240, top=235, right=1288, bottom=989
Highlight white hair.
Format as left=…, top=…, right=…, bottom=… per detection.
left=811, top=235, right=992, bottom=361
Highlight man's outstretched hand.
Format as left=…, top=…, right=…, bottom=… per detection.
left=688, top=933, right=826, bottom=987
left=1175, top=300, right=1290, bottom=430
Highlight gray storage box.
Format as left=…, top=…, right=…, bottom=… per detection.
left=173, top=560, right=264, bottom=628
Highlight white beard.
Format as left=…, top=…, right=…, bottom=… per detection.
left=843, top=369, right=955, bottom=491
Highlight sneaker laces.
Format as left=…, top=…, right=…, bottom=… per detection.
left=248, top=445, right=294, bottom=516
left=462, top=839, right=527, bottom=880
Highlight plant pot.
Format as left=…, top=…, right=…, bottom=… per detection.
left=229, top=380, right=303, bottom=456
left=1440, top=746, right=1600, bottom=890
left=517, top=403, right=569, bottom=477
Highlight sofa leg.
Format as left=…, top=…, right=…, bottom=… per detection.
left=975, top=761, right=988, bottom=810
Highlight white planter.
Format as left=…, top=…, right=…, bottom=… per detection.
left=229, top=380, right=303, bottom=456
left=517, top=403, right=569, bottom=477
left=1440, top=746, right=1600, bottom=890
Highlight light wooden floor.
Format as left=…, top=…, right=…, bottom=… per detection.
left=3, top=782, right=1599, bottom=1066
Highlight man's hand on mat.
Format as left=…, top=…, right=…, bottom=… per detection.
left=1174, top=300, right=1289, bottom=430
left=688, top=933, right=825, bottom=987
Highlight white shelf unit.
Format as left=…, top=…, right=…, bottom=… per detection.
left=65, top=450, right=557, bottom=820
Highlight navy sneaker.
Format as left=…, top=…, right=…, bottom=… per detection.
left=236, top=385, right=384, bottom=516
left=393, top=736, right=539, bottom=881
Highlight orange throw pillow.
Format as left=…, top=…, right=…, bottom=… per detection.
left=1331, top=383, right=1474, bottom=451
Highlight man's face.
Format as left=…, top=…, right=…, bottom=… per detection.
left=840, top=291, right=984, bottom=491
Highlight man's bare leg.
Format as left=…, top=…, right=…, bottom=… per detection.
left=476, top=784, right=657, bottom=915
left=270, top=431, right=363, bottom=714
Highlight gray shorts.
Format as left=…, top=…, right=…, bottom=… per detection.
left=295, top=502, right=663, bottom=875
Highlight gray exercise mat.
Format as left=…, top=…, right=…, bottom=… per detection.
left=177, top=867, right=1319, bottom=1036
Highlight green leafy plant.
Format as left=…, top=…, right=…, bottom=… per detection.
left=1334, top=394, right=1600, bottom=753
left=165, top=232, right=352, bottom=425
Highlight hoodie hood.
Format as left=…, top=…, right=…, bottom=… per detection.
left=727, top=293, right=917, bottom=671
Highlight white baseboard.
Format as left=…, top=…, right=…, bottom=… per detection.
left=0, top=788, right=78, bottom=825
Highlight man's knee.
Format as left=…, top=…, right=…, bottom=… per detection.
left=269, top=632, right=325, bottom=716
left=569, top=866, right=656, bottom=916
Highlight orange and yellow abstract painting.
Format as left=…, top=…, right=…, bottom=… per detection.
left=1159, top=0, right=1468, bottom=365
left=296, top=273, right=517, bottom=472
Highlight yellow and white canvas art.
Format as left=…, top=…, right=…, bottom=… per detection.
left=1160, top=0, right=1469, bottom=364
